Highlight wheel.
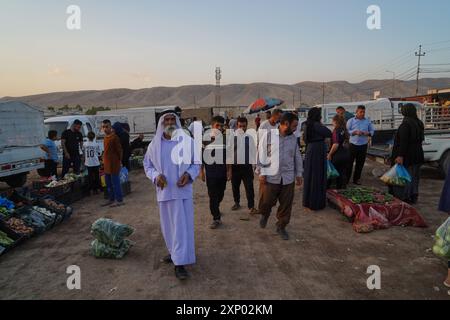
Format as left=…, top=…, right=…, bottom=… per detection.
left=439, top=150, right=450, bottom=177
left=4, top=173, right=28, bottom=188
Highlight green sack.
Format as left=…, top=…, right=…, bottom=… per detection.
left=91, top=218, right=134, bottom=248
left=90, top=239, right=133, bottom=259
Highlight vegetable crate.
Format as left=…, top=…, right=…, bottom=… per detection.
left=0, top=220, right=25, bottom=256
left=32, top=180, right=52, bottom=191
left=38, top=196, right=73, bottom=222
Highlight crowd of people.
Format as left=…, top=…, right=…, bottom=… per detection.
left=40, top=119, right=137, bottom=208
left=38, top=105, right=449, bottom=282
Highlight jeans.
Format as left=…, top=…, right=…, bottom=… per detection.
left=62, top=154, right=81, bottom=177
left=105, top=173, right=123, bottom=203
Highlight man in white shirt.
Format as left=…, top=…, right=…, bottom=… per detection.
left=258, top=109, right=282, bottom=142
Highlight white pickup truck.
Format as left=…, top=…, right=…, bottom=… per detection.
left=0, top=101, right=46, bottom=187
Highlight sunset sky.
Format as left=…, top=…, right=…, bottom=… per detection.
left=1, top=0, right=450, bottom=97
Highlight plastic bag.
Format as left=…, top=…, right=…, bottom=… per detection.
left=90, top=239, right=133, bottom=259
left=119, top=167, right=129, bottom=184
left=327, top=160, right=340, bottom=179
left=91, top=218, right=134, bottom=248
left=432, top=217, right=450, bottom=259
left=380, top=164, right=412, bottom=186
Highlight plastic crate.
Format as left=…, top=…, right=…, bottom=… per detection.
left=0, top=220, right=25, bottom=255
left=37, top=196, right=72, bottom=223
left=14, top=206, right=51, bottom=234
left=32, top=180, right=52, bottom=191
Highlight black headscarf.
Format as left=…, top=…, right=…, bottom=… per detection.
left=401, top=103, right=424, bottom=142
left=305, top=107, right=322, bottom=143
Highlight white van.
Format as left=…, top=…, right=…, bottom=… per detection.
left=44, top=115, right=128, bottom=161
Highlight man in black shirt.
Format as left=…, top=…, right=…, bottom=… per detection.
left=61, top=119, right=83, bottom=177
left=201, top=116, right=231, bottom=229
left=230, top=117, right=257, bottom=220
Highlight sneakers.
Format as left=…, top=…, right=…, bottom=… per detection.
left=249, top=208, right=258, bottom=215
left=175, top=266, right=189, bottom=280
left=231, top=203, right=241, bottom=211
left=210, top=220, right=222, bottom=229
left=277, top=228, right=289, bottom=240
left=110, top=202, right=125, bottom=208
left=260, top=215, right=269, bottom=229
left=161, top=255, right=173, bottom=264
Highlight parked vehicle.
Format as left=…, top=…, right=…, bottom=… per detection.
left=98, top=106, right=180, bottom=142
left=0, top=101, right=45, bottom=187
left=44, top=115, right=128, bottom=161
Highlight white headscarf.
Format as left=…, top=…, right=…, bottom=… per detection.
left=146, top=112, right=194, bottom=178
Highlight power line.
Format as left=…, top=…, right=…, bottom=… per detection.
left=415, top=45, right=426, bottom=95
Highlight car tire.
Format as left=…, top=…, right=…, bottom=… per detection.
left=4, top=172, right=28, bottom=188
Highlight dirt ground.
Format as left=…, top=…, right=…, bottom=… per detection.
left=0, top=160, right=449, bottom=300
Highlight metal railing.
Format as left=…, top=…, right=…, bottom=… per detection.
left=367, top=105, right=450, bottom=131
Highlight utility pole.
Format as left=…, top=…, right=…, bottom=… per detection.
left=299, top=88, right=302, bottom=106
left=386, top=70, right=396, bottom=97
left=322, top=82, right=325, bottom=105
left=215, top=67, right=222, bottom=107
left=415, top=45, right=426, bottom=96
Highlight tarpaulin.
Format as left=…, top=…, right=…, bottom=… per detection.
left=327, top=189, right=427, bottom=233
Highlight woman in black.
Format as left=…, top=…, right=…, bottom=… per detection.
left=327, top=115, right=350, bottom=189
left=390, top=103, right=425, bottom=204
left=303, top=108, right=332, bottom=211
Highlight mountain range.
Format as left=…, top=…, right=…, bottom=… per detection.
left=2, top=78, right=450, bottom=110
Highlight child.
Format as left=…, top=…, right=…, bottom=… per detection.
left=101, top=120, right=124, bottom=207
left=84, top=131, right=102, bottom=195
left=40, top=130, right=59, bottom=178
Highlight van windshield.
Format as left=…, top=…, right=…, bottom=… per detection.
left=44, top=122, right=69, bottom=139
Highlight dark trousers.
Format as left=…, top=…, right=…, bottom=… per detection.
left=87, top=166, right=101, bottom=192
left=327, top=159, right=348, bottom=190
left=105, top=173, right=123, bottom=202
left=206, top=176, right=227, bottom=221
left=348, top=144, right=368, bottom=183
left=258, top=182, right=295, bottom=229
left=62, top=154, right=81, bottom=177
left=231, top=165, right=255, bottom=209
left=44, top=160, right=58, bottom=177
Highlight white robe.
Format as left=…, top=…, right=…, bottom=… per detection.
left=144, top=115, right=200, bottom=266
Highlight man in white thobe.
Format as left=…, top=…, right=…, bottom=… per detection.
left=144, top=112, right=201, bottom=280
